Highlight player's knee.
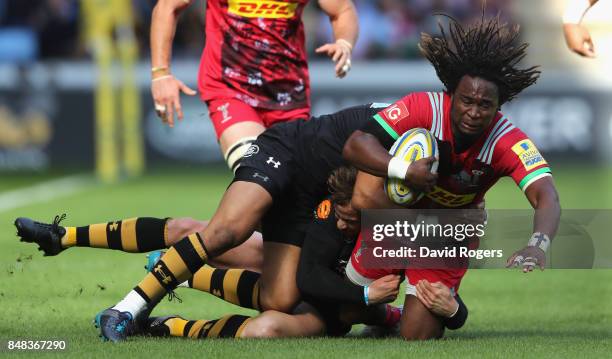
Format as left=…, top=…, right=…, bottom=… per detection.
left=202, top=224, right=248, bottom=256
left=259, top=290, right=299, bottom=313
left=400, top=323, right=443, bottom=341
left=224, top=136, right=257, bottom=173
left=166, top=218, right=208, bottom=246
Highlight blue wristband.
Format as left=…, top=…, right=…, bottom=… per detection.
left=364, top=285, right=370, bottom=306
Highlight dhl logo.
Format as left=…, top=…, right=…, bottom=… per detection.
left=228, top=0, right=298, bottom=19
left=425, top=187, right=476, bottom=207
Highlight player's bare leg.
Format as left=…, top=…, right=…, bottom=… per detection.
left=219, top=121, right=266, bottom=171
left=97, top=181, right=272, bottom=341
left=167, top=218, right=263, bottom=271
left=146, top=302, right=325, bottom=339
left=241, top=303, right=325, bottom=338
left=400, top=294, right=444, bottom=340
left=258, top=242, right=302, bottom=312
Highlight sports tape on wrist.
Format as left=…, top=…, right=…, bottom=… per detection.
left=528, top=232, right=550, bottom=252
left=388, top=157, right=410, bottom=180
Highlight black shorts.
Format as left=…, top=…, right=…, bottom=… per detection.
left=233, top=123, right=321, bottom=247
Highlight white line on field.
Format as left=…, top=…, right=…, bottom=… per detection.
left=0, top=174, right=96, bottom=213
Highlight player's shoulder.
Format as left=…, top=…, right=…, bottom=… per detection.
left=397, top=91, right=444, bottom=106
left=493, top=114, right=533, bottom=151
left=480, top=112, right=543, bottom=164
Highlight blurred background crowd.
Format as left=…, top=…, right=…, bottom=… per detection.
left=0, top=0, right=611, bottom=175
left=0, top=0, right=511, bottom=63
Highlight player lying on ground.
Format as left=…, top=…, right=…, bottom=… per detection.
left=15, top=167, right=466, bottom=339
left=76, top=101, right=438, bottom=341
left=150, top=0, right=358, bottom=171
left=141, top=166, right=467, bottom=339
left=138, top=166, right=399, bottom=339
left=341, top=13, right=561, bottom=340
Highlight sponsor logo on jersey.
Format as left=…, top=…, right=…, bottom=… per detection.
left=381, top=101, right=409, bottom=125
left=425, top=186, right=476, bottom=207
left=511, top=139, right=547, bottom=171
left=316, top=199, right=332, bottom=219
left=228, top=0, right=298, bottom=19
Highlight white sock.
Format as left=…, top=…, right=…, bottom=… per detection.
left=178, top=281, right=189, bottom=288
left=112, top=290, right=148, bottom=318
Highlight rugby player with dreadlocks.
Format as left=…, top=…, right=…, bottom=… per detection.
left=342, top=14, right=561, bottom=340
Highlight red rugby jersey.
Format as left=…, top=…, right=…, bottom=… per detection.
left=198, top=0, right=311, bottom=111
left=373, top=92, right=552, bottom=208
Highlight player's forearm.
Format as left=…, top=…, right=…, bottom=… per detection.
left=150, top=0, right=191, bottom=71
left=533, top=195, right=561, bottom=240
left=327, top=1, right=359, bottom=47
left=297, top=262, right=364, bottom=304
left=343, top=131, right=392, bottom=177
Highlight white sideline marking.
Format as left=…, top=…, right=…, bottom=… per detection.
left=0, top=174, right=95, bottom=213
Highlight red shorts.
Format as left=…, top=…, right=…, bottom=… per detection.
left=207, top=98, right=310, bottom=139
left=345, top=235, right=467, bottom=296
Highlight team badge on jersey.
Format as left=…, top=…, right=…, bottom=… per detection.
left=381, top=102, right=409, bottom=125
left=315, top=199, right=332, bottom=219
left=511, top=139, right=547, bottom=171
left=228, top=0, right=298, bottom=19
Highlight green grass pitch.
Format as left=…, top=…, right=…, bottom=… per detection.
left=1, top=164, right=611, bottom=358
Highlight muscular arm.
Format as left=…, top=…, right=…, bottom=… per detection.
left=343, top=130, right=438, bottom=192
left=524, top=176, right=561, bottom=239
left=343, top=130, right=393, bottom=177
left=318, top=0, right=359, bottom=47
left=297, top=223, right=364, bottom=305
left=150, top=0, right=193, bottom=71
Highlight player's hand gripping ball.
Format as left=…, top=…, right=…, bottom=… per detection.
left=385, top=128, right=439, bottom=206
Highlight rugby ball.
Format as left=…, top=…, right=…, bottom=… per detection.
left=385, top=128, right=439, bottom=206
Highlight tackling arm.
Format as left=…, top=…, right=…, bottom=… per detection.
left=296, top=224, right=364, bottom=305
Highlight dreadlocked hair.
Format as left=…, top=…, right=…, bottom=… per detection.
left=327, top=166, right=357, bottom=206
left=418, top=12, right=540, bottom=104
